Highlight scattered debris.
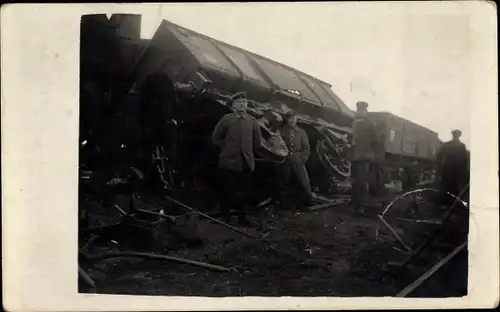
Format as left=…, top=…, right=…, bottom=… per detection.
left=377, top=215, right=412, bottom=253
left=77, top=14, right=470, bottom=298
left=78, top=265, right=96, bottom=288
left=396, top=241, right=467, bottom=297
left=164, top=196, right=258, bottom=239
left=84, top=251, right=236, bottom=272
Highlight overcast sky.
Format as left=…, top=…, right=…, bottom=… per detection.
left=139, top=3, right=471, bottom=146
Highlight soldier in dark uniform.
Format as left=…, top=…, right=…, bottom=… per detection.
left=436, top=129, right=468, bottom=206
left=211, top=92, right=263, bottom=225
left=350, top=101, right=381, bottom=214
left=279, top=111, right=314, bottom=213
left=369, top=127, right=385, bottom=197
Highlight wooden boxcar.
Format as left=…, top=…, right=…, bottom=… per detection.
left=367, top=112, right=442, bottom=184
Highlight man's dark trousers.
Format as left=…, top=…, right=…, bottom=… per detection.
left=219, top=160, right=252, bottom=222
left=351, top=160, right=371, bottom=211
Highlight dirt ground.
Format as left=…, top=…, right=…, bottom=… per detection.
left=79, top=191, right=468, bottom=298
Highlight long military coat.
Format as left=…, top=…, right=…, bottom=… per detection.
left=280, top=124, right=312, bottom=195
left=350, top=114, right=381, bottom=162
left=211, top=112, right=263, bottom=172
left=436, top=139, right=468, bottom=184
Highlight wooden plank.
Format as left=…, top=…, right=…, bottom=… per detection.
left=164, top=195, right=258, bottom=239
left=86, top=251, right=235, bottom=272
left=377, top=215, right=412, bottom=252
left=78, top=265, right=96, bottom=288
left=308, top=198, right=347, bottom=211
left=396, top=241, right=467, bottom=297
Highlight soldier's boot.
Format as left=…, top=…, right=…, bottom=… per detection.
left=302, top=192, right=314, bottom=210
left=355, top=205, right=366, bottom=215
left=237, top=214, right=252, bottom=226
left=219, top=201, right=233, bottom=224
left=277, top=193, right=288, bottom=216
left=236, top=202, right=253, bottom=226
left=223, top=214, right=233, bottom=225
left=351, top=182, right=364, bottom=215
left=296, top=200, right=310, bottom=213
left=353, top=198, right=366, bottom=215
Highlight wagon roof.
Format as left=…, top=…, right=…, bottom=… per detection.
left=367, top=111, right=439, bottom=135
left=156, top=20, right=354, bottom=119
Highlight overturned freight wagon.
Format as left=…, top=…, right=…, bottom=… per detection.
left=118, top=19, right=356, bottom=203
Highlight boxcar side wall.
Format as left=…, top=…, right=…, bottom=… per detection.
left=366, top=112, right=440, bottom=185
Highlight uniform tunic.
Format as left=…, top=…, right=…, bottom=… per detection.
left=436, top=139, right=468, bottom=204
left=211, top=112, right=263, bottom=172
left=351, top=115, right=381, bottom=162
left=280, top=124, right=313, bottom=202
left=211, top=112, right=263, bottom=220
left=350, top=113, right=381, bottom=210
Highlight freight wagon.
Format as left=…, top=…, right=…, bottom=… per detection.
left=367, top=112, right=442, bottom=185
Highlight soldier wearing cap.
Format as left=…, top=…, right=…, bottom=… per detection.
left=350, top=101, right=381, bottom=214
left=211, top=92, right=263, bottom=225
left=435, top=129, right=468, bottom=206
left=279, top=111, right=313, bottom=213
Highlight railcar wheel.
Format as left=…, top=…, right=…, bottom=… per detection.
left=315, top=127, right=351, bottom=179
left=139, top=72, right=182, bottom=192
left=376, top=187, right=469, bottom=254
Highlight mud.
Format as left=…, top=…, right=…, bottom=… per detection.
left=79, top=195, right=468, bottom=297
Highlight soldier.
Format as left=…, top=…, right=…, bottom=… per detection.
left=279, top=111, right=314, bottom=213
left=350, top=101, right=381, bottom=214
left=369, top=127, right=385, bottom=197
left=211, top=92, right=263, bottom=226
left=436, top=129, right=468, bottom=207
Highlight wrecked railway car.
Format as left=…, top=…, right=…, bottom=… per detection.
left=106, top=19, right=358, bottom=202
left=368, top=112, right=442, bottom=184
left=79, top=16, right=444, bottom=208
left=78, top=17, right=468, bottom=294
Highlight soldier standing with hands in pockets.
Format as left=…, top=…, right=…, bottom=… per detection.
left=279, top=111, right=314, bottom=214
left=211, top=92, right=263, bottom=226
left=350, top=101, right=381, bottom=215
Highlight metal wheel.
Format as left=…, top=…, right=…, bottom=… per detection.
left=315, top=127, right=351, bottom=179
left=376, top=186, right=469, bottom=254
left=140, top=72, right=182, bottom=192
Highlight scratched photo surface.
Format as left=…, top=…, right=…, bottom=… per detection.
left=77, top=10, right=472, bottom=298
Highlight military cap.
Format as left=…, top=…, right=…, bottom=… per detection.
left=356, top=101, right=369, bottom=110
left=230, top=92, right=247, bottom=104
left=283, top=110, right=297, bottom=121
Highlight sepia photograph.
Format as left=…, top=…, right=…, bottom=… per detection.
left=3, top=2, right=498, bottom=310
left=77, top=9, right=472, bottom=298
